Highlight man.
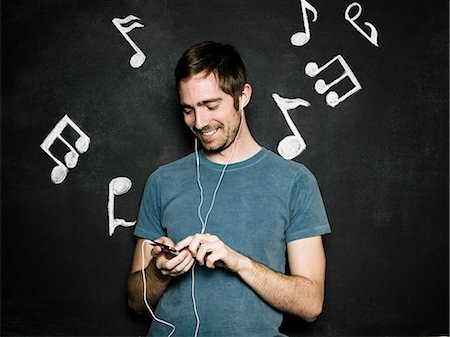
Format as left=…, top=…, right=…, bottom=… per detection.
left=128, top=41, right=331, bottom=337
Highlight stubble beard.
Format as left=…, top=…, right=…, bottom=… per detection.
left=197, top=112, right=242, bottom=154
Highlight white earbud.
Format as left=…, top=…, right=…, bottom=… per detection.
left=240, top=98, right=246, bottom=112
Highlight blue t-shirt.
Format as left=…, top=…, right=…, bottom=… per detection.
left=135, top=148, right=331, bottom=337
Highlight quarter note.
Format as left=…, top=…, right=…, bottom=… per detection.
left=40, top=115, right=90, bottom=184
left=108, top=177, right=136, bottom=236
left=291, top=0, right=318, bottom=47
left=112, top=15, right=146, bottom=68
left=305, top=54, right=362, bottom=107
left=345, top=2, right=379, bottom=47
left=272, top=93, right=311, bottom=160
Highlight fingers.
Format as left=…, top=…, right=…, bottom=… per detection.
left=196, top=240, right=221, bottom=267
left=185, top=233, right=220, bottom=256
left=150, top=245, right=163, bottom=257
left=145, top=236, right=194, bottom=277
left=174, top=235, right=196, bottom=251
left=150, top=233, right=235, bottom=275
left=156, top=249, right=195, bottom=277
left=178, top=233, right=231, bottom=269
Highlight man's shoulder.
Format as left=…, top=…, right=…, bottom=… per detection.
left=152, top=151, right=196, bottom=177
left=262, top=149, right=312, bottom=175
left=257, top=149, right=322, bottom=191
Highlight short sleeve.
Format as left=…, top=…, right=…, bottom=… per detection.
left=134, top=171, right=166, bottom=240
left=285, top=167, right=331, bottom=242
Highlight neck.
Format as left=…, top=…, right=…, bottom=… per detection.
left=202, top=118, right=261, bottom=165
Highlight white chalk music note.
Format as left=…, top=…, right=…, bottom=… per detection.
left=345, top=2, right=379, bottom=47
left=291, top=0, right=318, bottom=47
left=272, top=93, right=311, bottom=160
left=40, top=115, right=90, bottom=184
left=305, top=54, right=362, bottom=108
left=108, top=177, right=136, bottom=236
left=112, top=15, right=146, bottom=68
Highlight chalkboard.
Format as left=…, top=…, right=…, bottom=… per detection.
left=1, top=0, right=448, bottom=336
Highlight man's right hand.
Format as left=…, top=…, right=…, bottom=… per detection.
left=151, top=237, right=195, bottom=278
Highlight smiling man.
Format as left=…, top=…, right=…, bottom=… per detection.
left=127, top=41, right=331, bottom=337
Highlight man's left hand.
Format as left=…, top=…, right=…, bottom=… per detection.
left=175, top=233, right=243, bottom=272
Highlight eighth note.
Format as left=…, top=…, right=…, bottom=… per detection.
left=291, top=0, right=318, bottom=47
left=112, top=15, right=146, bottom=68
left=345, top=2, right=379, bottom=47
left=108, top=177, right=136, bottom=236
left=40, top=115, right=90, bottom=184
left=272, top=93, right=311, bottom=160
left=305, top=54, right=362, bottom=107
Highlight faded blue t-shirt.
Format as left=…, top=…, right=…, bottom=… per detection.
left=134, top=148, right=331, bottom=337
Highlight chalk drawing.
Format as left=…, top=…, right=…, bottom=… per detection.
left=305, top=54, right=362, bottom=107
left=291, top=0, right=318, bottom=47
left=112, top=15, right=146, bottom=68
left=272, top=93, right=311, bottom=160
left=108, top=177, right=136, bottom=236
left=345, top=2, right=379, bottom=47
left=40, top=115, right=90, bottom=184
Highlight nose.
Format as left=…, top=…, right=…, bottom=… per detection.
left=193, top=110, right=209, bottom=131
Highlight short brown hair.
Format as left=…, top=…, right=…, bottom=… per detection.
left=175, top=41, right=248, bottom=110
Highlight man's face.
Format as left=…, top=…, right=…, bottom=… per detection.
left=179, top=72, right=241, bottom=153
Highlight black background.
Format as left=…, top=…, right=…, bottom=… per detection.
left=1, top=0, right=448, bottom=336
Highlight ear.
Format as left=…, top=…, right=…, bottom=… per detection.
left=239, top=83, right=253, bottom=110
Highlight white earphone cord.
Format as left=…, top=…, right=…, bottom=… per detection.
left=192, top=113, right=243, bottom=337
left=141, top=240, right=176, bottom=337
left=142, top=110, right=243, bottom=337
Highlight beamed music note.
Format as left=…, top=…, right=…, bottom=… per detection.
left=40, top=115, right=91, bottom=184
left=305, top=54, right=362, bottom=107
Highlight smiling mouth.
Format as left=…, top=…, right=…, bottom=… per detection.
left=194, top=127, right=219, bottom=141
left=201, top=129, right=217, bottom=137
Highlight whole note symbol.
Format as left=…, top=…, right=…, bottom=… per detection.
left=291, top=0, right=318, bottom=47
left=112, top=15, right=146, bottom=68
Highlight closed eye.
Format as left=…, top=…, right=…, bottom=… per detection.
left=182, top=107, right=194, bottom=115
left=206, top=104, right=219, bottom=111
left=201, top=98, right=222, bottom=111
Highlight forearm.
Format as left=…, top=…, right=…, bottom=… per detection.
left=127, top=259, right=171, bottom=313
left=179, top=233, right=325, bottom=321
left=237, top=255, right=324, bottom=322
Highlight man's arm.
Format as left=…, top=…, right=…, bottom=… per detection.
left=238, top=236, right=326, bottom=322
left=127, top=237, right=194, bottom=314
left=127, top=238, right=170, bottom=313
left=176, top=234, right=326, bottom=322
